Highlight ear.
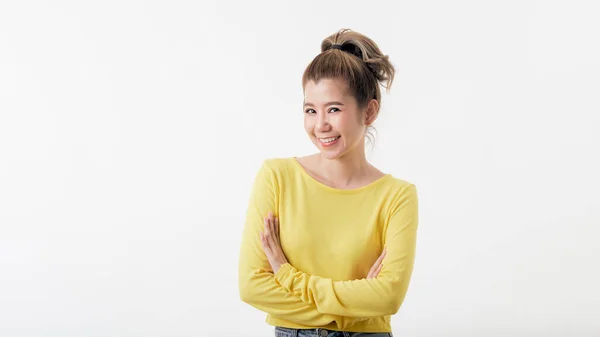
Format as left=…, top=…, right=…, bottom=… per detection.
left=364, top=99, right=379, bottom=126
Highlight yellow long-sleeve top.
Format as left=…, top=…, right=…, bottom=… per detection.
left=238, top=157, right=419, bottom=333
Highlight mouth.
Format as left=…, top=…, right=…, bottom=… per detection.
left=318, top=135, right=341, bottom=146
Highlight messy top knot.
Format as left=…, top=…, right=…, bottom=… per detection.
left=302, top=28, right=396, bottom=146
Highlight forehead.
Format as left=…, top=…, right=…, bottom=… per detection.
left=304, top=78, right=350, bottom=101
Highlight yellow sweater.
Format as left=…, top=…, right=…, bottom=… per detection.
left=238, top=157, right=419, bottom=333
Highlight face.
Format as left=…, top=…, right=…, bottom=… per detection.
left=303, top=78, right=376, bottom=160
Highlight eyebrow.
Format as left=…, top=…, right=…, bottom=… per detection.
left=303, top=101, right=345, bottom=107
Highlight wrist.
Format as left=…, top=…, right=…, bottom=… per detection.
left=274, top=260, right=288, bottom=274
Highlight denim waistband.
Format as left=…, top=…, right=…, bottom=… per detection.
left=274, top=326, right=392, bottom=337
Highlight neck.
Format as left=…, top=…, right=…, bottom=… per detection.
left=317, top=147, right=371, bottom=187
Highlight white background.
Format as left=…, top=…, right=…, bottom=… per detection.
left=1, top=1, right=599, bottom=336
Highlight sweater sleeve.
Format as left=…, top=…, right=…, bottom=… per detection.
left=273, top=184, right=419, bottom=318
left=238, top=160, right=367, bottom=329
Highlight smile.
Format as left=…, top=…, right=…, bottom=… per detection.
left=318, top=136, right=341, bottom=146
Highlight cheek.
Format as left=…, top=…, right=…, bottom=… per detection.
left=337, top=115, right=361, bottom=135
left=303, top=117, right=313, bottom=134
left=354, top=111, right=365, bottom=125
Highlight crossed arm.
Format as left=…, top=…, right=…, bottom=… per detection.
left=238, top=161, right=419, bottom=327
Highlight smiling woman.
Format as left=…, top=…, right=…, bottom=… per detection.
left=238, top=28, right=417, bottom=337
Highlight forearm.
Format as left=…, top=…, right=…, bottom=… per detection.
left=274, top=262, right=411, bottom=317
left=273, top=184, right=418, bottom=318
left=239, top=268, right=367, bottom=328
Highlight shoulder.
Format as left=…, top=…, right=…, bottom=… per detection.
left=367, top=161, right=416, bottom=196
left=387, top=176, right=417, bottom=193
left=261, top=156, right=296, bottom=173
left=380, top=175, right=418, bottom=209
left=255, top=157, right=299, bottom=186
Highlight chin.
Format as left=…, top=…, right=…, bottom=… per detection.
left=317, top=145, right=345, bottom=160
left=319, top=151, right=342, bottom=160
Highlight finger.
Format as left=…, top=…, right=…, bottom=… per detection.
left=259, top=231, right=267, bottom=251
left=367, top=268, right=374, bottom=279
left=266, top=217, right=278, bottom=249
left=268, top=213, right=274, bottom=235
left=368, top=249, right=386, bottom=273
left=263, top=234, right=275, bottom=259
left=368, top=249, right=385, bottom=273
left=374, top=249, right=387, bottom=266
left=368, top=260, right=382, bottom=278
left=368, top=261, right=383, bottom=279
left=271, top=215, right=280, bottom=244
left=267, top=212, right=273, bottom=233
left=264, top=217, right=270, bottom=237
left=375, top=263, right=383, bottom=277
left=260, top=231, right=270, bottom=250
left=367, top=259, right=378, bottom=277
left=269, top=212, right=278, bottom=241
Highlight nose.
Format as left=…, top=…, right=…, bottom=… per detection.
left=315, top=111, right=331, bottom=132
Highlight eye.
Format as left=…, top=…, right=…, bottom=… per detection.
left=304, top=108, right=340, bottom=114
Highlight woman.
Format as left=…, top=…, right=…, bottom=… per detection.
left=238, top=28, right=419, bottom=337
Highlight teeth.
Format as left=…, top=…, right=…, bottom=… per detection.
left=320, top=136, right=340, bottom=143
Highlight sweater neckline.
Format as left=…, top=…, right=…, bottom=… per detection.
left=291, top=157, right=392, bottom=193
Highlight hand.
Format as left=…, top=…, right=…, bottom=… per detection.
left=366, top=248, right=386, bottom=279
left=259, top=211, right=289, bottom=274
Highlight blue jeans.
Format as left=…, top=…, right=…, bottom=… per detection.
left=274, top=326, right=393, bottom=337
